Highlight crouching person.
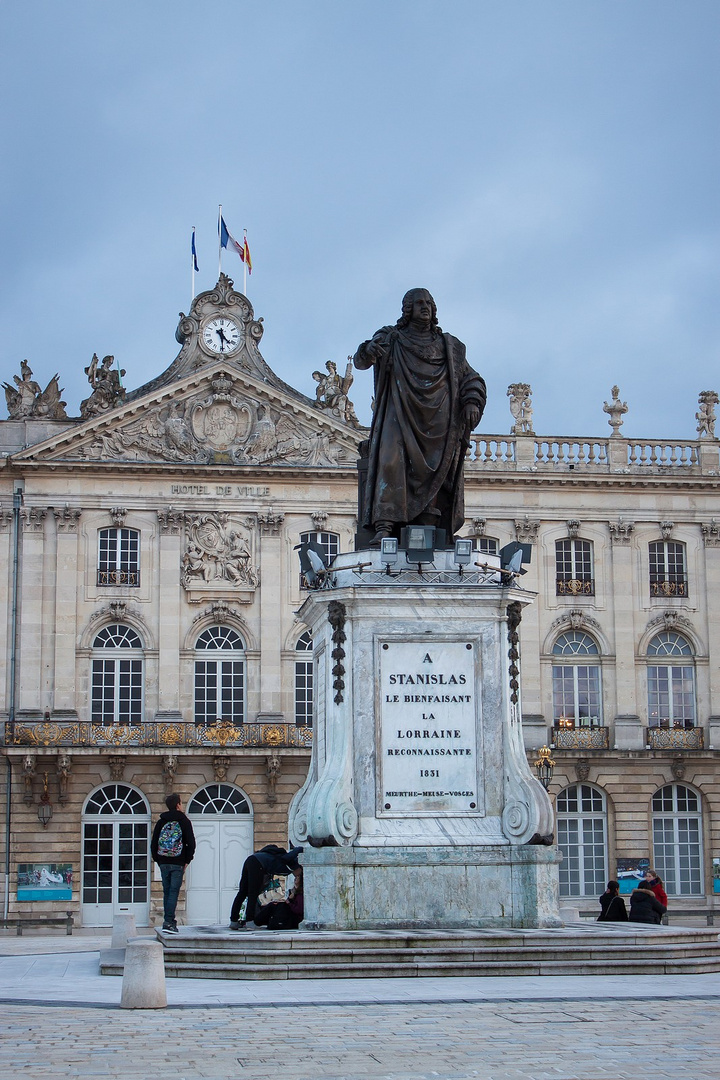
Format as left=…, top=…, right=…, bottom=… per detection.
left=254, top=867, right=304, bottom=930
left=229, top=844, right=303, bottom=930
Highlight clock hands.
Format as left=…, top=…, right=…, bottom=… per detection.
left=216, top=326, right=229, bottom=351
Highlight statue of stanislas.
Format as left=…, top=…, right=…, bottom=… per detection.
left=354, top=288, right=486, bottom=546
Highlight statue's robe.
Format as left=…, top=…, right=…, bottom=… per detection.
left=355, top=325, right=486, bottom=537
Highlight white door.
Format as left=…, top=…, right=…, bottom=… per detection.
left=81, top=784, right=151, bottom=927
left=185, top=784, right=253, bottom=925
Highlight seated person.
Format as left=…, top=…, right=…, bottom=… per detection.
left=597, top=880, right=628, bottom=921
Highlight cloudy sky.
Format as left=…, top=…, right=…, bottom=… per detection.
left=1, top=1, right=718, bottom=439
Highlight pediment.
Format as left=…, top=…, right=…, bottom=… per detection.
left=12, top=365, right=364, bottom=468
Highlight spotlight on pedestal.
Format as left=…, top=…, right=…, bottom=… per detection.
left=380, top=537, right=398, bottom=573
left=453, top=538, right=473, bottom=572
left=534, top=746, right=555, bottom=791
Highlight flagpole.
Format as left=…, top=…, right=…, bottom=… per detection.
left=191, top=226, right=196, bottom=305
left=243, top=229, right=248, bottom=295
left=217, top=204, right=222, bottom=280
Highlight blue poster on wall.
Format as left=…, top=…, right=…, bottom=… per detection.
left=713, top=858, right=720, bottom=894
left=17, top=863, right=72, bottom=901
left=616, top=857, right=650, bottom=894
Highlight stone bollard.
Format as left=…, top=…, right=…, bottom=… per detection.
left=120, top=938, right=167, bottom=1009
left=111, top=911, right=137, bottom=949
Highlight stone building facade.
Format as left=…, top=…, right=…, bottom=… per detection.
left=1, top=276, right=719, bottom=925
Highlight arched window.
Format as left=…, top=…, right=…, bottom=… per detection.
left=652, top=784, right=703, bottom=895
left=647, top=632, right=695, bottom=729
left=552, top=631, right=602, bottom=729
left=299, top=531, right=339, bottom=588
left=649, top=540, right=687, bottom=598
left=194, top=626, right=245, bottom=725
left=97, top=528, right=140, bottom=587
left=556, top=783, right=608, bottom=897
left=187, top=784, right=251, bottom=815
left=91, top=624, right=144, bottom=726
left=295, top=631, right=313, bottom=727
left=555, top=538, right=594, bottom=596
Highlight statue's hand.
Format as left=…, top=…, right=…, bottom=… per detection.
left=364, top=339, right=386, bottom=364
left=464, top=404, right=481, bottom=430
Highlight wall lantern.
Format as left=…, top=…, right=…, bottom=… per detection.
left=534, top=746, right=555, bottom=791
left=38, top=771, right=53, bottom=828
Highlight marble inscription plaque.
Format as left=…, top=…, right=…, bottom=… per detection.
left=379, top=639, right=478, bottom=814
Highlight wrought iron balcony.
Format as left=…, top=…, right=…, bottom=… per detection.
left=650, top=577, right=688, bottom=598
left=556, top=577, right=595, bottom=596
left=97, top=569, right=140, bottom=587
left=553, top=727, right=609, bottom=750
left=3, top=719, right=312, bottom=750
left=647, top=727, right=703, bottom=750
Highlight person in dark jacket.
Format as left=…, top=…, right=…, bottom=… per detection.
left=150, top=793, right=196, bottom=934
left=597, top=880, right=628, bottom=922
left=229, top=844, right=303, bottom=929
left=629, top=880, right=667, bottom=924
left=254, top=867, right=304, bottom=930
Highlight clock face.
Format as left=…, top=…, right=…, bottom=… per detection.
left=202, top=317, right=240, bottom=354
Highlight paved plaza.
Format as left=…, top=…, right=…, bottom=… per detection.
left=1, top=930, right=719, bottom=1080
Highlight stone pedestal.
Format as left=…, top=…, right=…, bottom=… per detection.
left=120, top=939, right=167, bottom=1009
left=289, top=550, right=561, bottom=930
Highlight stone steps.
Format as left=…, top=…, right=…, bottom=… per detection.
left=100, top=924, right=720, bottom=980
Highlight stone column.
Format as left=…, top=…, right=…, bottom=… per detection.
left=18, top=508, right=46, bottom=712
left=0, top=509, right=13, bottom=710
left=257, top=512, right=285, bottom=720
left=52, top=507, right=82, bottom=711
left=608, top=520, right=641, bottom=746
left=701, top=522, right=720, bottom=726
left=155, top=509, right=184, bottom=718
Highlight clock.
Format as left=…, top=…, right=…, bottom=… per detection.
left=202, top=317, right=240, bottom=354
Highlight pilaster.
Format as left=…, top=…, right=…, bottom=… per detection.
left=257, top=512, right=285, bottom=718
left=18, top=508, right=46, bottom=711
left=52, top=507, right=81, bottom=711
left=156, top=509, right=184, bottom=714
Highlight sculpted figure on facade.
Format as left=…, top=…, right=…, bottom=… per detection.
left=80, top=354, right=126, bottom=418
left=696, top=390, right=718, bottom=439
left=3, top=360, right=67, bottom=419
left=507, top=382, right=534, bottom=435
left=312, top=359, right=360, bottom=427
left=181, top=513, right=259, bottom=591
left=355, top=288, right=486, bottom=544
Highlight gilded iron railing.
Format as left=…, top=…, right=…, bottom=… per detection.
left=647, top=728, right=703, bottom=750
left=3, top=720, right=312, bottom=750
left=553, top=728, right=609, bottom=750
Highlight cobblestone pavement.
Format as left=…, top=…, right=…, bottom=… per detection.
left=2, top=996, right=720, bottom=1080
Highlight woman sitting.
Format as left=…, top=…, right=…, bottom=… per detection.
left=597, top=880, right=628, bottom=922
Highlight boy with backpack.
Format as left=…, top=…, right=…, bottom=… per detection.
left=151, top=793, right=196, bottom=933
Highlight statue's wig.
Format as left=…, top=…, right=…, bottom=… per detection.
left=397, top=288, right=440, bottom=332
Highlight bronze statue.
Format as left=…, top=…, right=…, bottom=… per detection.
left=355, top=288, right=486, bottom=545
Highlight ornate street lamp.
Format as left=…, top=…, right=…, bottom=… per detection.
left=37, top=772, right=53, bottom=828
left=534, top=746, right=555, bottom=791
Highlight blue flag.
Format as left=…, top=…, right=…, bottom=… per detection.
left=191, top=228, right=199, bottom=272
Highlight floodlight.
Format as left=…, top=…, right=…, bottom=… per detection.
left=454, top=538, right=473, bottom=566
left=380, top=537, right=398, bottom=566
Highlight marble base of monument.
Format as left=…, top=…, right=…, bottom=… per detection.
left=289, top=550, right=561, bottom=931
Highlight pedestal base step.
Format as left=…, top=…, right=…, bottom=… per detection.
left=100, top=924, right=720, bottom=980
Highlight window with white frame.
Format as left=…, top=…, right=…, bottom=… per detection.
left=649, top=540, right=687, bottom=598
left=91, top=624, right=144, bottom=726
left=299, top=531, right=339, bottom=588
left=556, top=784, right=608, bottom=897
left=294, top=631, right=313, bottom=727
left=647, top=632, right=696, bottom=729
left=652, top=784, right=703, bottom=895
left=555, top=538, right=594, bottom=596
left=194, top=626, right=245, bottom=725
left=474, top=537, right=499, bottom=557
left=552, top=631, right=602, bottom=729
left=97, top=528, right=140, bottom=587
